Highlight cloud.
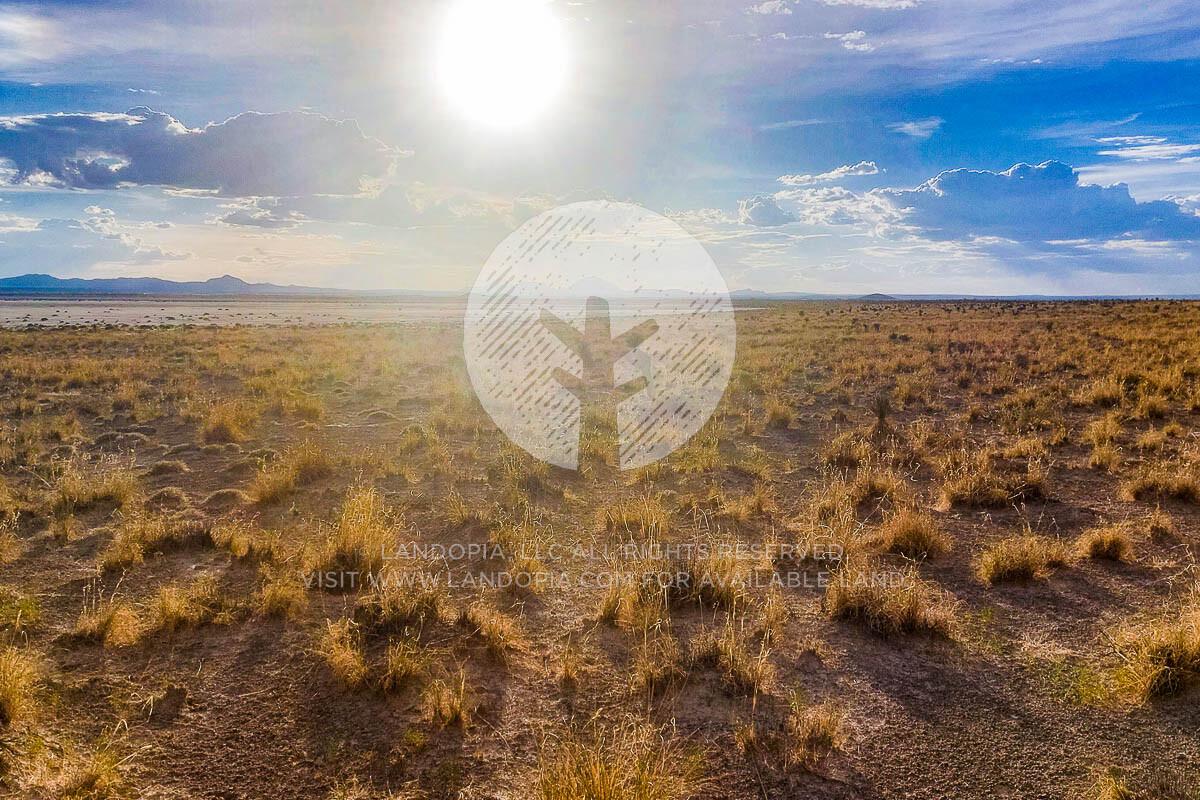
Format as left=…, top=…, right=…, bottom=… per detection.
left=738, top=195, right=796, bottom=227
left=1096, top=142, right=1200, bottom=160
left=747, top=1, right=793, bottom=14
left=882, top=160, right=1200, bottom=242
left=817, top=0, right=921, bottom=8
left=888, top=117, right=943, bottom=139
left=0, top=207, right=189, bottom=276
left=758, top=118, right=824, bottom=131
left=217, top=198, right=305, bottom=229
left=0, top=107, right=400, bottom=196
left=824, top=31, right=874, bottom=52
left=778, top=161, right=880, bottom=186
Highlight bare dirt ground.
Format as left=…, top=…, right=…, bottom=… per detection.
left=1, top=300, right=1198, bottom=799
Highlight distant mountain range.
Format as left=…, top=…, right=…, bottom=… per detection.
left=0, top=273, right=339, bottom=296
left=0, top=274, right=1194, bottom=301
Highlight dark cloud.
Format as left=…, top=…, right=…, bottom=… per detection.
left=883, top=160, right=1200, bottom=242
left=0, top=107, right=399, bottom=196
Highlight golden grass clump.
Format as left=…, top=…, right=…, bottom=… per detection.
left=258, top=567, right=309, bottom=619
left=598, top=494, right=671, bottom=539
left=199, top=400, right=258, bottom=443
left=98, top=511, right=188, bottom=571
left=53, top=461, right=139, bottom=517
left=457, top=601, right=522, bottom=661
left=976, top=534, right=1070, bottom=583
left=1120, top=462, right=1200, bottom=504
left=150, top=575, right=233, bottom=632
left=826, top=565, right=955, bottom=636
left=1076, top=525, right=1134, bottom=562
left=354, top=577, right=444, bottom=632
left=1114, top=600, right=1200, bottom=701
left=313, top=486, right=395, bottom=584
left=250, top=440, right=334, bottom=504
left=689, top=624, right=773, bottom=695
left=0, top=645, right=42, bottom=727
left=938, top=450, right=1047, bottom=508
left=379, top=637, right=429, bottom=692
left=875, top=508, right=950, bottom=559
left=534, top=722, right=706, bottom=800
left=58, top=747, right=127, bottom=800
left=318, top=618, right=368, bottom=690
left=74, top=599, right=141, bottom=648
left=423, top=668, right=472, bottom=727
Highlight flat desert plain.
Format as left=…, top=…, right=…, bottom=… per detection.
left=0, top=300, right=1198, bottom=799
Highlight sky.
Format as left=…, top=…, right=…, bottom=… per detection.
left=0, top=0, right=1198, bottom=295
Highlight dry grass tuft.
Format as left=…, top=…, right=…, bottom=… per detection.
left=151, top=575, right=233, bottom=632
left=379, top=637, right=429, bottom=692
left=826, top=565, right=955, bottom=636
left=534, top=722, right=706, bottom=800
left=74, top=597, right=141, bottom=648
left=976, top=534, right=1070, bottom=584
left=424, top=668, right=472, bottom=728
left=1120, top=463, right=1200, bottom=504
left=200, top=400, right=258, bottom=443
left=318, top=618, right=368, bottom=690
left=457, top=602, right=522, bottom=661
left=1114, top=601, right=1200, bottom=701
left=875, top=508, right=950, bottom=559
left=689, top=623, right=773, bottom=695
left=58, top=747, right=126, bottom=800
left=1076, top=525, right=1135, bottom=562
left=312, top=487, right=395, bottom=586
left=0, top=645, right=42, bottom=727
left=250, top=440, right=334, bottom=504
left=53, top=460, right=139, bottom=517
left=258, top=567, right=309, bottom=619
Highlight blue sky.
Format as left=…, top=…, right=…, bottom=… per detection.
left=0, top=0, right=1197, bottom=294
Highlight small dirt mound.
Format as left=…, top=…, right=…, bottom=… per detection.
left=202, top=488, right=251, bottom=512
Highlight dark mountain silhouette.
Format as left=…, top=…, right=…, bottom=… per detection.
left=0, top=273, right=336, bottom=296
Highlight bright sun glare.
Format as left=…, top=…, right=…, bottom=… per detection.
left=435, top=0, right=568, bottom=129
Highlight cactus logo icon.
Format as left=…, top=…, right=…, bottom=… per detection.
left=464, top=201, right=736, bottom=471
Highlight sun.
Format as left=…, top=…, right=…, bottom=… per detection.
left=435, top=0, right=568, bottom=130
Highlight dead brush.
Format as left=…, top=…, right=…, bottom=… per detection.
left=311, top=486, right=396, bottom=584
left=199, top=400, right=259, bottom=444
left=378, top=636, right=429, bottom=692
left=423, top=667, right=472, bottom=727
left=0, top=645, right=42, bottom=727
left=250, top=440, right=334, bottom=504
left=976, top=531, right=1070, bottom=583
left=533, top=721, right=706, bottom=800
left=354, top=574, right=444, bottom=632
left=1113, top=598, right=1200, bottom=701
left=1090, top=766, right=1199, bottom=800
left=73, top=586, right=141, bottom=648
left=1120, top=461, right=1200, bottom=504
left=598, top=494, right=671, bottom=539
left=52, top=458, right=139, bottom=517
left=1076, top=525, right=1135, bottom=562
left=317, top=618, right=368, bottom=690
left=736, top=690, right=847, bottom=773
left=150, top=575, right=236, bottom=632
left=258, top=565, right=309, bottom=619
left=689, top=620, right=773, bottom=695
left=457, top=601, right=522, bottom=661
left=938, top=449, right=1048, bottom=508
left=98, top=510, right=196, bottom=571
left=826, top=563, right=956, bottom=637
left=874, top=507, right=950, bottom=560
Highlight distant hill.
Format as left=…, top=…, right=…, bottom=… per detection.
left=0, top=273, right=338, bottom=296
left=857, top=293, right=897, bottom=302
